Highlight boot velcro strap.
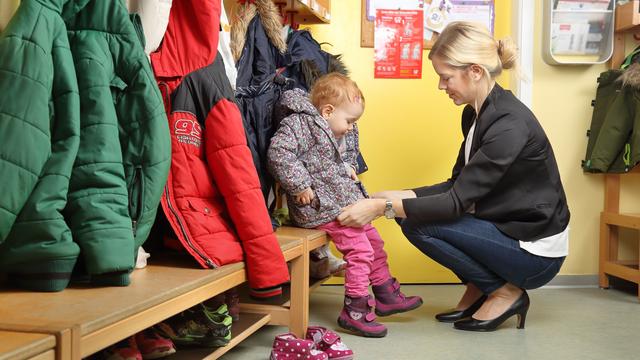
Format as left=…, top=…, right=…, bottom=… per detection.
left=367, top=297, right=376, bottom=307
left=392, top=280, right=401, bottom=291
left=365, top=312, right=376, bottom=322
left=321, top=331, right=339, bottom=345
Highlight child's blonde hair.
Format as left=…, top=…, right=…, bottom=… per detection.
left=310, top=73, right=365, bottom=109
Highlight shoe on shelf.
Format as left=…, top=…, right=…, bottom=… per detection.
left=135, top=328, right=176, bottom=359
left=154, top=317, right=208, bottom=347
left=435, top=295, right=487, bottom=323
left=372, top=277, right=423, bottom=317
left=454, top=290, right=530, bottom=332
left=305, top=326, right=353, bottom=360
left=200, top=303, right=233, bottom=347
left=270, top=333, right=328, bottom=360
left=225, top=287, right=241, bottom=322
left=103, top=336, right=142, bottom=360
left=317, top=244, right=347, bottom=276
left=310, top=248, right=331, bottom=279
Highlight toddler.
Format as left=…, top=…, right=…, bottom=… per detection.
left=268, top=73, right=422, bottom=337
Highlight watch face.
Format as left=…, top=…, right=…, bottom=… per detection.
left=384, top=207, right=395, bottom=219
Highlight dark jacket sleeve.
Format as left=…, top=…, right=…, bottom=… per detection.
left=404, top=113, right=529, bottom=221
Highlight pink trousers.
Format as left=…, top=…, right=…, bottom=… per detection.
left=318, top=221, right=392, bottom=297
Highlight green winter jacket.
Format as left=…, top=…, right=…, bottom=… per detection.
left=0, top=0, right=81, bottom=291
left=0, top=0, right=170, bottom=291
left=62, top=0, right=170, bottom=286
left=584, top=63, right=640, bottom=173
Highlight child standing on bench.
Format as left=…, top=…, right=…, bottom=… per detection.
left=268, top=73, right=422, bottom=337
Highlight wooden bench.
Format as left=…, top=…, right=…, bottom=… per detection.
left=0, top=227, right=329, bottom=360
left=0, top=331, right=56, bottom=360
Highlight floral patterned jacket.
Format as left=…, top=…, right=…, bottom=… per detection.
left=268, top=88, right=366, bottom=228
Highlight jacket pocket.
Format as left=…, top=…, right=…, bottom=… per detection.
left=110, top=75, right=128, bottom=104
left=187, top=198, right=216, bottom=217
left=128, top=166, right=145, bottom=237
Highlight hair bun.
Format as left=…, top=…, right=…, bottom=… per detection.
left=497, top=37, right=517, bottom=70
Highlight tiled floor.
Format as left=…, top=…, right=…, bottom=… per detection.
left=220, top=284, right=640, bottom=360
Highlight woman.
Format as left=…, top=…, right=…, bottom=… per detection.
left=337, top=22, right=570, bottom=332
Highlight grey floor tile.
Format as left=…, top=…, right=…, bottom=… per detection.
left=216, top=285, right=639, bottom=360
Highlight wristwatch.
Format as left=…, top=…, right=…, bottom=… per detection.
left=384, top=200, right=396, bottom=219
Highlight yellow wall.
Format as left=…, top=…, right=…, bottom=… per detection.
left=533, top=1, right=639, bottom=276
left=0, top=0, right=18, bottom=31
left=310, top=0, right=511, bottom=283
left=3, top=0, right=626, bottom=280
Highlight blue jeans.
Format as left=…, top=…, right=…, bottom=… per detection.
left=401, top=215, right=565, bottom=294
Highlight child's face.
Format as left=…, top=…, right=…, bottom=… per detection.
left=322, top=100, right=364, bottom=138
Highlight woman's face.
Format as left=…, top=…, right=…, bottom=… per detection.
left=431, top=55, right=474, bottom=106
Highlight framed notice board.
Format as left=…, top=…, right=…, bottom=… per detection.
left=361, top=0, right=495, bottom=49
left=362, top=0, right=436, bottom=49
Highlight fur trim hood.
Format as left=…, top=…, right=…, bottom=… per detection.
left=620, top=63, right=640, bottom=89
left=230, top=0, right=286, bottom=61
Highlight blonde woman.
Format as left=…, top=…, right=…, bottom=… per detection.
left=338, top=22, right=570, bottom=332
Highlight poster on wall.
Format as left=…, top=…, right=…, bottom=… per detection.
left=374, top=9, right=424, bottom=79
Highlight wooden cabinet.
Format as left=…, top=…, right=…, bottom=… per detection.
left=274, top=0, right=331, bottom=25
left=542, top=0, right=615, bottom=65
left=599, top=1, right=640, bottom=301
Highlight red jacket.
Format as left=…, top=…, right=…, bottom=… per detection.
left=150, top=0, right=289, bottom=296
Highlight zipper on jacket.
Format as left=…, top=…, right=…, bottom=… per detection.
left=164, top=187, right=216, bottom=268
left=129, top=167, right=144, bottom=238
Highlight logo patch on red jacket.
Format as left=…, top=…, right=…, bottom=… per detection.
left=174, top=118, right=202, bottom=147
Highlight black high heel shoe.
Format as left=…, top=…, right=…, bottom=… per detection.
left=453, top=290, right=529, bottom=332
left=435, top=295, right=487, bottom=323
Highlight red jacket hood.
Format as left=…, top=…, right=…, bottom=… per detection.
left=150, top=0, right=220, bottom=79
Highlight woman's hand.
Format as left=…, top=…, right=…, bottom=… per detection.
left=337, top=198, right=386, bottom=227
left=371, top=190, right=417, bottom=200
left=295, top=187, right=315, bottom=205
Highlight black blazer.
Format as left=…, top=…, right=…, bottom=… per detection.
left=403, top=84, right=570, bottom=241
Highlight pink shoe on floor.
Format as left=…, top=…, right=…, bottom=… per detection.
left=270, top=333, right=328, bottom=360
left=372, top=277, right=423, bottom=317
left=337, top=295, right=387, bottom=337
left=305, top=326, right=353, bottom=360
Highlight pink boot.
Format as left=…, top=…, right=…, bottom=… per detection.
left=337, top=295, right=387, bottom=337
left=372, top=278, right=423, bottom=316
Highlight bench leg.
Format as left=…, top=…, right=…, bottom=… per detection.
left=288, top=245, right=309, bottom=338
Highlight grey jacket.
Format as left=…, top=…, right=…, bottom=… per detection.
left=268, top=89, right=365, bottom=228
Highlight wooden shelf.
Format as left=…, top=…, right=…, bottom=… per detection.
left=615, top=0, right=640, bottom=32
left=165, top=313, right=271, bottom=360
left=0, top=226, right=325, bottom=359
left=274, top=0, right=331, bottom=25
left=276, top=227, right=328, bottom=251
left=601, top=212, right=640, bottom=229
left=0, top=331, right=55, bottom=360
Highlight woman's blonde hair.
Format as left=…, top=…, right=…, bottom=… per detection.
left=310, top=73, right=365, bottom=109
left=429, top=21, right=518, bottom=79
